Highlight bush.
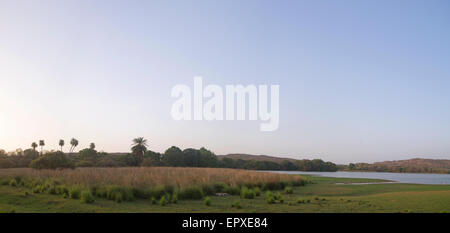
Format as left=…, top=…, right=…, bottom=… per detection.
left=232, top=201, right=241, bottom=209
left=266, top=191, right=275, bottom=204
left=213, top=183, right=227, bottom=193
left=33, top=185, right=44, bottom=193
left=29, top=152, right=75, bottom=169
left=254, top=187, right=261, bottom=196
left=151, top=197, right=156, bottom=204
left=276, top=192, right=284, bottom=203
left=81, top=191, right=95, bottom=204
left=148, top=186, right=166, bottom=199
left=55, top=185, right=69, bottom=196
left=159, top=196, right=167, bottom=206
left=171, top=193, right=178, bottom=204
left=132, top=187, right=152, bottom=199
left=9, top=179, right=18, bottom=187
left=178, top=186, right=204, bottom=200
left=94, top=187, right=108, bottom=198
left=114, top=193, right=123, bottom=203
left=201, top=184, right=215, bottom=195
left=69, top=187, right=82, bottom=199
left=204, top=196, right=211, bottom=206
left=240, top=187, right=255, bottom=199
left=297, top=198, right=305, bottom=204
left=284, top=186, right=293, bottom=194
left=106, top=186, right=134, bottom=202
left=224, top=186, right=240, bottom=195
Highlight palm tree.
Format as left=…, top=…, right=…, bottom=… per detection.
left=39, top=140, right=45, bottom=155
left=70, top=138, right=79, bottom=153
left=131, top=137, right=148, bottom=166
left=59, top=139, right=65, bottom=152
left=31, top=142, right=38, bottom=152
left=89, top=143, right=95, bottom=150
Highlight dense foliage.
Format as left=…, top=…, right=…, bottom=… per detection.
left=29, top=151, right=75, bottom=169
left=0, top=138, right=337, bottom=172
left=345, top=159, right=450, bottom=174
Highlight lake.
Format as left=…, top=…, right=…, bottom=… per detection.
left=270, top=171, right=450, bottom=185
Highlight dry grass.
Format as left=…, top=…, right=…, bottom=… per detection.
left=0, top=167, right=304, bottom=189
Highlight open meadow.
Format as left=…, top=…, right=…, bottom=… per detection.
left=0, top=167, right=449, bottom=213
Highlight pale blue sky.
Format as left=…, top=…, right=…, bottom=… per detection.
left=1, top=0, right=449, bottom=163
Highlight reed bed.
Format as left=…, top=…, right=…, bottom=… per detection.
left=0, top=167, right=304, bottom=189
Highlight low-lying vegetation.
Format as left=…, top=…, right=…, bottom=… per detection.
left=0, top=167, right=305, bottom=204
left=0, top=175, right=448, bottom=213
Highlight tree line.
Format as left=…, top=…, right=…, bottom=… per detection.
left=0, top=137, right=337, bottom=172
left=345, top=161, right=450, bottom=174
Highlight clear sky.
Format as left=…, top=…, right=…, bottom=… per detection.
left=1, top=0, right=449, bottom=164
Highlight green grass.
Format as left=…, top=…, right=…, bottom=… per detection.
left=0, top=175, right=449, bottom=213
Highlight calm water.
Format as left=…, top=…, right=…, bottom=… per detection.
left=270, top=171, right=450, bottom=185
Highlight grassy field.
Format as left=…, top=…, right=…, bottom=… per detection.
left=0, top=169, right=449, bottom=213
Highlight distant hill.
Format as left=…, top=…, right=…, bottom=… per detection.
left=218, top=154, right=299, bottom=164
left=347, top=158, right=450, bottom=174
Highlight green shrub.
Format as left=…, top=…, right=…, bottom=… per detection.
left=106, top=186, right=134, bottom=202
left=201, top=184, right=215, bottom=195
left=213, top=183, right=227, bottom=193
left=132, top=187, right=152, bottom=199
left=254, top=187, right=261, bottom=196
left=204, top=196, right=211, bottom=206
left=95, top=187, right=108, bottom=198
left=32, top=184, right=44, bottom=193
left=297, top=198, right=305, bottom=204
left=284, top=186, right=293, bottom=194
left=266, top=191, right=275, bottom=204
left=159, top=196, right=167, bottom=206
left=114, top=193, right=123, bottom=203
left=163, top=185, right=175, bottom=195
left=262, top=181, right=283, bottom=191
left=224, top=186, right=241, bottom=195
left=151, top=197, right=156, bottom=204
left=81, top=191, right=95, bottom=204
left=240, top=187, right=255, bottom=199
left=178, top=186, right=204, bottom=200
left=55, top=185, right=69, bottom=196
left=149, top=186, right=166, bottom=199
left=232, top=201, right=241, bottom=209
left=69, top=187, right=82, bottom=199
left=44, top=180, right=57, bottom=194
left=276, top=192, right=283, bottom=203
left=29, top=151, right=75, bottom=169
left=171, top=193, right=178, bottom=204
left=9, top=179, right=18, bottom=187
